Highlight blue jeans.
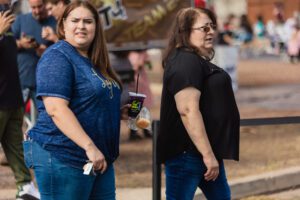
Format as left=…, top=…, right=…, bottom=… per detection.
left=23, top=140, right=116, bottom=200
left=165, top=151, right=231, bottom=200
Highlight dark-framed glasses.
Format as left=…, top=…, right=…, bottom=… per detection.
left=192, top=24, right=217, bottom=33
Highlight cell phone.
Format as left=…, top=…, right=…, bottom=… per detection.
left=83, top=162, right=96, bottom=176
left=0, top=4, right=10, bottom=13
left=26, top=36, right=40, bottom=48
left=0, top=2, right=17, bottom=14
left=27, top=36, right=36, bottom=43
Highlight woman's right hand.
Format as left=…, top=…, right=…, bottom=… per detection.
left=85, top=143, right=107, bottom=174
left=203, top=153, right=219, bottom=181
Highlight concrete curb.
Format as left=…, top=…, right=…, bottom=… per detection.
left=194, top=166, right=300, bottom=200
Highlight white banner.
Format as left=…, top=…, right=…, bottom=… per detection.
left=212, top=45, right=239, bottom=91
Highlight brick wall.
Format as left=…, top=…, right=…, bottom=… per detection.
left=248, top=0, right=300, bottom=24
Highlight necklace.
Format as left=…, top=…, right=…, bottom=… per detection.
left=91, top=68, right=120, bottom=99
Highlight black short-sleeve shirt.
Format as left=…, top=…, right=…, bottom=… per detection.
left=157, top=48, right=240, bottom=163
left=0, top=31, right=23, bottom=110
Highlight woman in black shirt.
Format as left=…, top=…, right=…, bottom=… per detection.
left=157, top=7, right=240, bottom=200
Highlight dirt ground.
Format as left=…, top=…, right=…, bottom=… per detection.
left=1, top=58, right=300, bottom=191
left=114, top=124, right=300, bottom=188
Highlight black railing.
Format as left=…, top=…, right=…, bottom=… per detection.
left=152, top=116, right=300, bottom=200
left=152, top=121, right=161, bottom=200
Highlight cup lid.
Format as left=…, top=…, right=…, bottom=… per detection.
left=129, top=92, right=146, bottom=98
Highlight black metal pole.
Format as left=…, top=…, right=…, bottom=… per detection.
left=240, top=116, right=300, bottom=126
left=152, top=120, right=161, bottom=200
left=150, top=116, right=300, bottom=200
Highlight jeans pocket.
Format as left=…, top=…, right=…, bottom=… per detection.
left=23, top=140, right=33, bottom=168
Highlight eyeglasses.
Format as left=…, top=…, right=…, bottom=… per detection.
left=192, top=24, right=217, bottom=33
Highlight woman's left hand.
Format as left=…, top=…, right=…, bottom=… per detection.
left=85, top=143, right=107, bottom=174
left=120, top=104, right=130, bottom=120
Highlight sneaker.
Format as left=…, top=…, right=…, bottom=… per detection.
left=16, top=182, right=40, bottom=200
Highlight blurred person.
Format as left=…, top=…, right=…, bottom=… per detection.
left=275, top=17, right=287, bottom=54
left=23, top=1, right=129, bottom=199
left=42, top=0, right=70, bottom=42
left=236, top=14, right=253, bottom=58
left=217, top=13, right=236, bottom=45
left=12, top=0, right=56, bottom=107
left=284, top=11, right=299, bottom=42
left=254, top=15, right=265, bottom=39
left=252, top=15, right=268, bottom=56
left=45, top=0, right=68, bottom=20
left=128, top=50, right=153, bottom=140
left=109, top=50, right=134, bottom=106
left=287, top=25, right=300, bottom=63
left=266, top=15, right=287, bottom=55
left=273, top=2, right=284, bottom=23
left=237, top=14, right=253, bottom=44
left=266, top=19, right=277, bottom=53
left=157, top=7, right=240, bottom=200
left=0, top=0, right=40, bottom=199
left=272, top=6, right=287, bottom=55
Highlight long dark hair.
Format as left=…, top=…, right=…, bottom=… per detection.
left=162, top=7, right=217, bottom=68
left=240, top=14, right=253, bottom=34
left=57, top=0, right=121, bottom=87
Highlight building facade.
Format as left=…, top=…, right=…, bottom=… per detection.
left=247, top=0, right=300, bottom=24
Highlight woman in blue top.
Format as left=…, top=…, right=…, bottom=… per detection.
left=23, top=1, right=128, bottom=199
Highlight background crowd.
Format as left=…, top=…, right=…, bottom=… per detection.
left=217, top=6, right=300, bottom=63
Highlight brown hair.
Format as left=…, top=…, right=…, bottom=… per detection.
left=45, top=0, right=70, bottom=5
left=57, top=0, right=121, bottom=87
left=162, top=7, right=217, bottom=68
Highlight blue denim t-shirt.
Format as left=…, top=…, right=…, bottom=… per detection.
left=28, top=40, right=121, bottom=169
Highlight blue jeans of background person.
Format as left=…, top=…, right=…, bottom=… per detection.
left=23, top=140, right=116, bottom=200
left=165, top=151, right=231, bottom=200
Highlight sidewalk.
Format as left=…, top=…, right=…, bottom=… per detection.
left=1, top=166, right=300, bottom=200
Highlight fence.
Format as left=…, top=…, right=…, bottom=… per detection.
left=151, top=116, right=300, bottom=200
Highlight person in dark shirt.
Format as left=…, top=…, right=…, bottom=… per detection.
left=0, top=0, right=40, bottom=199
left=217, top=14, right=236, bottom=46
left=157, top=7, right=240, bottom=200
